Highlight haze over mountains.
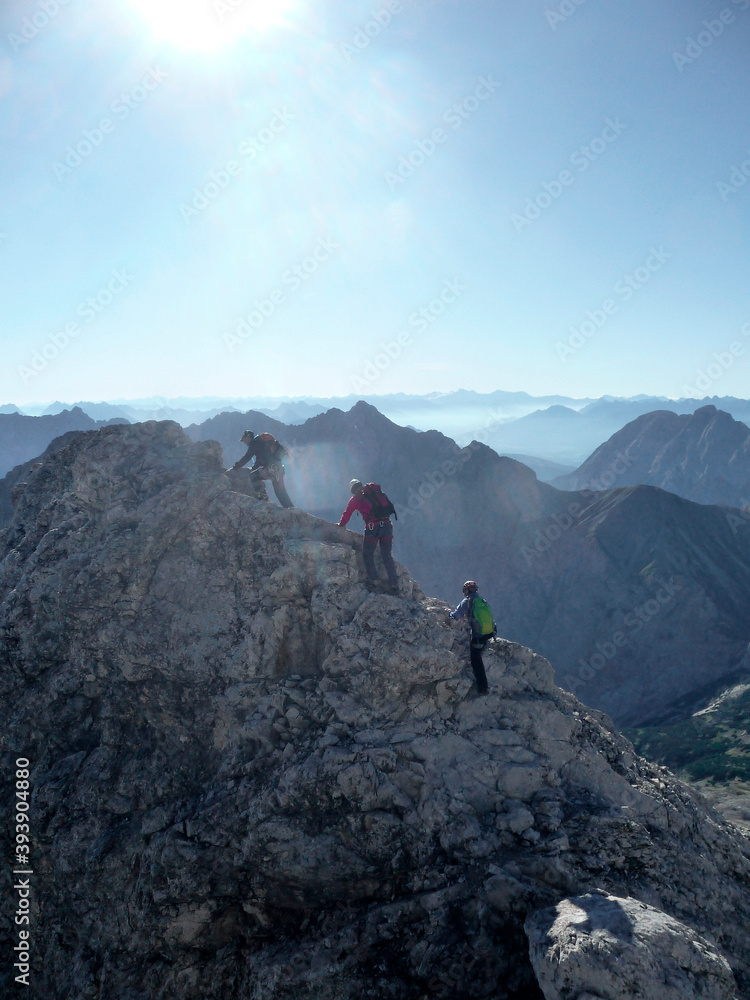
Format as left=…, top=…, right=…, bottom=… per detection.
left=10, top=389, right=591, bottom=429
left=9, top=390, right=750, bottom=468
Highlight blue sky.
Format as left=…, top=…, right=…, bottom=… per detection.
left=1, top=0, right=750, bottom=406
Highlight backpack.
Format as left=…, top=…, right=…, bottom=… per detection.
left=362, top=483, right=397, bottom=520
left=256, top=433, right=287, bottom=461
left=469, top=595, right=495, bottom=637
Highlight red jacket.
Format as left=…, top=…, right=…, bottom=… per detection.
left=339, top=493, right=389, bottom=527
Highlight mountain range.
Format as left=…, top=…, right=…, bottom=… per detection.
left=10, top=391, right=750, bottom=467
left=2, top=420, right=750, bottom=999
left=475, top=396, right=750, bottom=466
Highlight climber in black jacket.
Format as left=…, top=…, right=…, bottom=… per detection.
left=231, top=430, right=294, bottom=508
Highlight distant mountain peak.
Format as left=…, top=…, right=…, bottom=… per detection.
left=693, top=403, right=719, bottom=419
left=554, top=405, right=750, bottom=507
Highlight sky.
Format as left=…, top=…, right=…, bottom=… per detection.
left=1, top=0, right=750, bottom=407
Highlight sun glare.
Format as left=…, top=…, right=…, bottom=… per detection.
left=125, top=0, right=299, bottom=51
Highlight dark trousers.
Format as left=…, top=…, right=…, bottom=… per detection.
left=470, top=635, right=489, bottom=693
left=269, top=476, right=294, bottom=509
left=363, top=521, right=398, bottom=585
left=252, top=467, right=294, bottom=508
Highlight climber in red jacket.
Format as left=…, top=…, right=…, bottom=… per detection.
left=339, top=479, right=398, bottom=592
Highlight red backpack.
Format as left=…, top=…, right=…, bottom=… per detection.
left=362, top=483, right=397, bottom=520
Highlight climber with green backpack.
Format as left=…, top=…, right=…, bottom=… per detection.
left=445, top=580, right=496, bottom=694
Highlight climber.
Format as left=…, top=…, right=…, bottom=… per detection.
left=338, top=479, right=399, bottom=593
left=445, top=580, right=496, bottom=695
left=230, top=430, right=294, bottom=508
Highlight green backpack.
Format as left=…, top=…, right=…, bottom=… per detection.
left=470, top=595, right=495, bottom=637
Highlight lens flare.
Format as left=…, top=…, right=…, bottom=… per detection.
left=124, top=0, right=299, bottom=51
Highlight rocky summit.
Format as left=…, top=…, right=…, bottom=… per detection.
left=1, top=421, right=750, bottom=1000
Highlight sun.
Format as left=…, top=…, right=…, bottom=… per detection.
left=125, top=0, right=298, bottom=52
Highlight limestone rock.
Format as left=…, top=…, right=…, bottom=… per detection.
left=1, top=421, right=750, bottom=1000
left=526, top=890, right=738, bottom=1000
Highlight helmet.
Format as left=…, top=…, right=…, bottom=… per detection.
left=241, top=429, right=255, bottom=444
left=462, top=580, right=479, bottom=593
left=350, top=478, right=363, bottom=494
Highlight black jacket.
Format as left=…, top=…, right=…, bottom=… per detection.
left=233, top=437, right=285, bottom=471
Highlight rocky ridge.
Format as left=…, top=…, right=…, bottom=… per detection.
left=8, top=403, right=750, bottom=728
left=190, top=400, right=750, bottom=727
left=1, top=421, right=750, bottom=999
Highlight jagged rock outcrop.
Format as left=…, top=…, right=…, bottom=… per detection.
left=526, top=891, right=738, bottom=1000
left=1, top=421, right=750, bottom=999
